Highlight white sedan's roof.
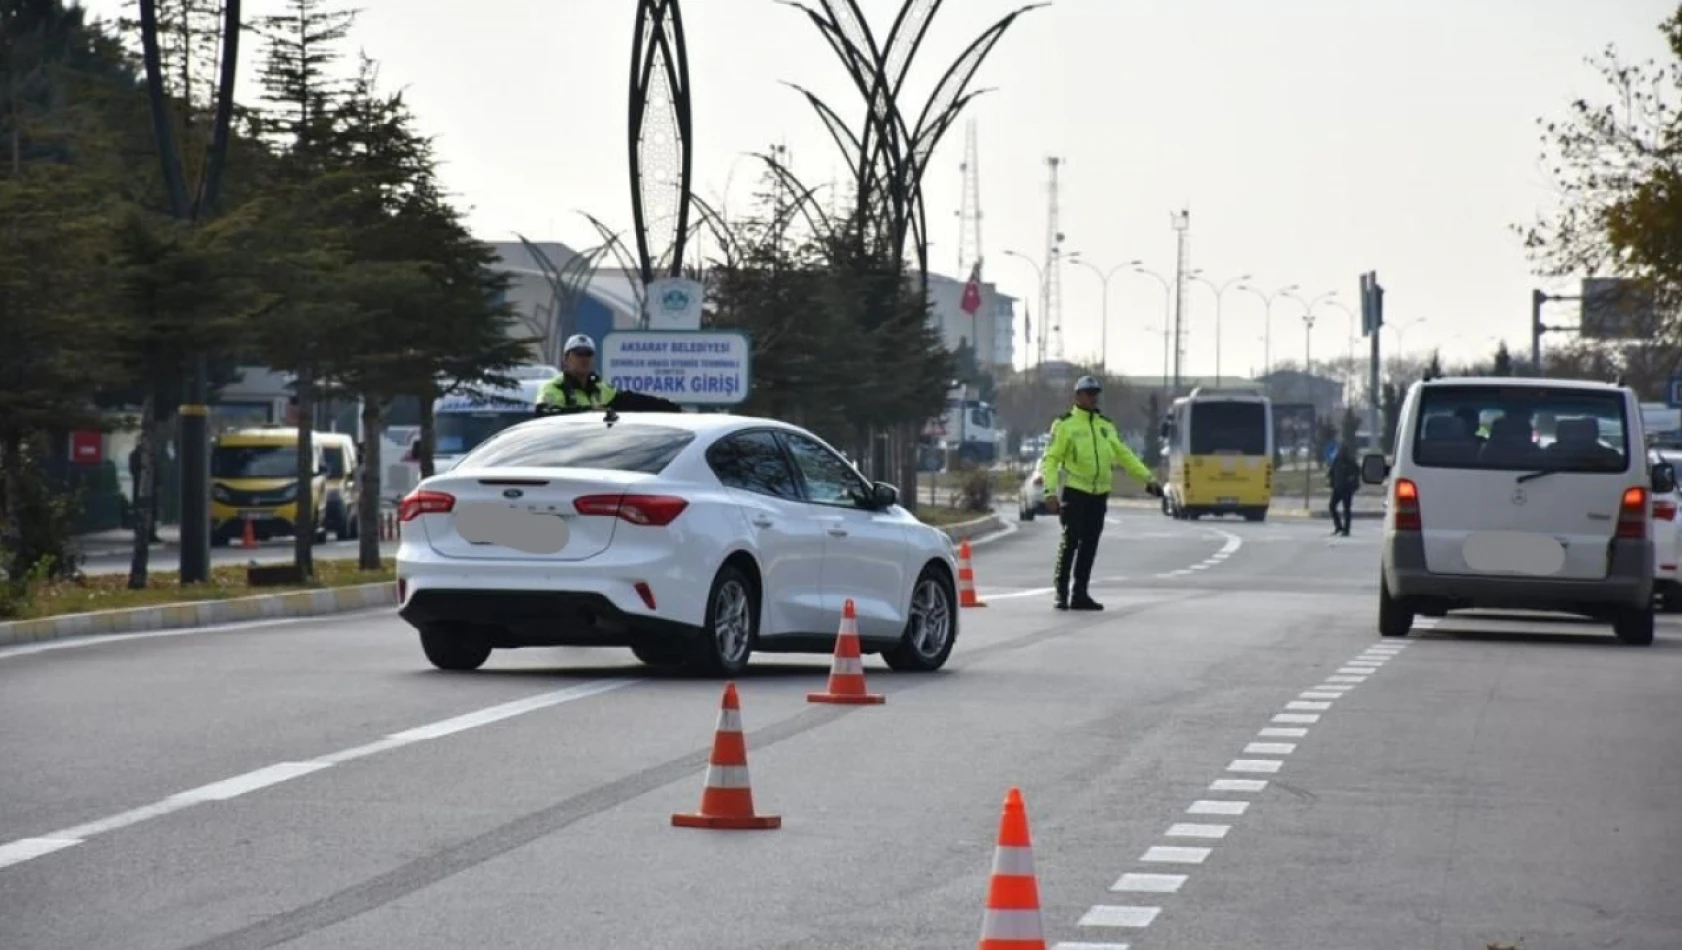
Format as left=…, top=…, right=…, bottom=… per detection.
left=525, top=411, right=802, bottom=437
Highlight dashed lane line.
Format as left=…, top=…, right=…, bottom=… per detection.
left=1052, top=637, right=1415, bottom=947
left=0, top=678, right=639, bottom=872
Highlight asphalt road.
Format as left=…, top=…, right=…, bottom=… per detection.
left=5, top=507, right=1681, bottom=949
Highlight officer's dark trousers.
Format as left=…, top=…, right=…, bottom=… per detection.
left=1328, top=488, right=1353, bottom=533
left=1055, top=487, right=1109, bottom=598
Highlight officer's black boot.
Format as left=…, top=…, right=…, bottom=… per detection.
left=1054, top=588, right=1069, bottom=610
left=1070, top=589, right=1103, bottom=611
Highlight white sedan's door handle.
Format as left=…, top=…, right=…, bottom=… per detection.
left=752, top=515, right=773, bottom=528
left=827, top=526, right=848, bottom=537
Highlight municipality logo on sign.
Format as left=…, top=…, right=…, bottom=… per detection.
left=661, top=287, right=692, bottom=312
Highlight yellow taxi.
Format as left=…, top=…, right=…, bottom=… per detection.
left=210, top=427, right=328, bottom=545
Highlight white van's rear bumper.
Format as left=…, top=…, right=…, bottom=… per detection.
left=1385, top=532, right=1652, bottom=613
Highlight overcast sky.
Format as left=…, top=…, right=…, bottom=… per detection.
left=82, top=0, right=1680, bottom=378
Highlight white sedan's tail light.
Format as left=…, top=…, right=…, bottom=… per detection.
left=573, top=494, right=689, bottom=527
left=399, top=490, right=455, bottom=521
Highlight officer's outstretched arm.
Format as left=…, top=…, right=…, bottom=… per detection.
left=1038, top=420, right=1068, bottom=495
left=1107, top=430, right=1156, bottom=487
left=608, top=390, right=684, bottom=413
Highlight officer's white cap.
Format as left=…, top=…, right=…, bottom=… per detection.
left=563, top=333, right=596, bottom=354
left=1074, top=375, right=1103, bottom=392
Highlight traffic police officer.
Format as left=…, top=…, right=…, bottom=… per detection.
left=1040, top=375, right=1162, bottom=611
left=536, top=333, right=684, bottom=414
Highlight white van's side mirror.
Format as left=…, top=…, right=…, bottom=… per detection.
left=1653, top=462, right=1677, bottom=496
left=1360, top=453, right=1389, bottom=485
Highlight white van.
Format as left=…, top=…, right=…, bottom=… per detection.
left=1361, top=376, right=1675, bottom=646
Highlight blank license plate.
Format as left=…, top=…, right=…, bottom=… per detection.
left=1217, top=497, right=1239, bottom=505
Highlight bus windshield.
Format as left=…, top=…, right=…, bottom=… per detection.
left=1189, top=402, right=1267, bottom=455
left=435, top=410, right=536, bottom=456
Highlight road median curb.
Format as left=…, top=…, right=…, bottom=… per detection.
left=938, top=512, right=1003, bottom=543
left=0, top=582, right=398, bottom=648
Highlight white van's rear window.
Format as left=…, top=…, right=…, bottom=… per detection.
left=1412, top=385, right=1629, bottom=472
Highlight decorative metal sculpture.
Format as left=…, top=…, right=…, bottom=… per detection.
left=628, top=0, right=694, bottom=285
left=778, top=0, right=1043, bottom=289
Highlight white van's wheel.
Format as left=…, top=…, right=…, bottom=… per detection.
left=1378, top=576, right=1413, bottom=637
left=1614, top=606, right=1655, bottom=646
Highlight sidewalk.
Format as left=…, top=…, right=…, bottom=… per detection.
left=74, top=526, right=181, bottom=560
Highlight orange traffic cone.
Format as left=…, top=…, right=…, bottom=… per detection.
left=977, top=787, right=1045, bottom=950
left=672, top=682, right=781, bottom=830
left=958, top=538, right=987, bottom=608
left=808, top=598, right=885, bottom=705
left=241, top=518, right=257, bottom=549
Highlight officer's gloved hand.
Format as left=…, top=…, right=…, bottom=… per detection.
left=1144, top=480, right=1164, bottom=497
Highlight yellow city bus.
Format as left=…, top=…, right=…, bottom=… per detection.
left=1159, top=387, right=1274, bottom=522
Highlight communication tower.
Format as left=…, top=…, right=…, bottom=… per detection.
left=956, top=118, right=983, bottom=275
left=1171, top=208, right=1190, bottom=391
left=1042, top=156, right=1065, bottom=365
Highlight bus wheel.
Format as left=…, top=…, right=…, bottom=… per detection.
left=1243, top=508, right=1267, bottom=523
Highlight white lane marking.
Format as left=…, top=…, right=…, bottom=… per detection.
left=1312, top=683, right=1356, bottom=691
left=1258, top=727, right=1308, bottom=738
left=1210, top=778, right=1268, bottom=792
left=1286, top=701, right=1331, bottom=711
left=169, top=762, right=331, bottom=804
left=1111, top=872, right=1188, bottom=893
left=1166, top=823, right=1230, bottom=839
left=1346, top=659, right=1385, bottom=667
left=1335, top=668, right=1374, bottom=676
left=1079, top=906, right=1161, bottom=928
left=0, top=838, right=79, bottom=870
left=1141, top=846, right=1211, bottom=864
left=1226, top=759, right=1283, bottom=774
left=1326, top=675, right=1367, bottom=684
left=1300, top=691, right=1342, bottom=700
left=977, top=586, right=1059, bottom=601
left=1, top=679, right=639, bottom=872
left=52, top=799, right=197, bottom=840
left=0, top=610, right=391, bottom=663
left=1244, top=742, right=1296, bottom=755
left=1272, top=713, right=1320, bottom=724
left=1052, top=943, right=1130, bottom=950
left=1188, top=800, right=1249, bottom=816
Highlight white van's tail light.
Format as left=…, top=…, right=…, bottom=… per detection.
left=399, top=490, right=455, bottom=521
left=573, top=494, right=689, bottom=526
left=1617, top=486, right=1649, bottom=540
left=1393, top=478, right=1421, bottom=532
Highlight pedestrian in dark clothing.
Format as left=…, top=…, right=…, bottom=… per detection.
left=1327, top=444, right=1360, bottom=536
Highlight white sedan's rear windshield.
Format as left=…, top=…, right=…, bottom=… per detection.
left=1412, top=385, right=1629, bottom=472
left=456, top=422, right=695, bottom=474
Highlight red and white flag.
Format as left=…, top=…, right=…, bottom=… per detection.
left=960, top=260, right=983, bottom=315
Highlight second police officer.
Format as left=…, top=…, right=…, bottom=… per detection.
left=1039, top=375, right=1163, bottom=611
left=535, top=333, right=685, bottom=415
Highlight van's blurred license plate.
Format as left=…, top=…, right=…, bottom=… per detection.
left=1217, top=497, right=1238, bottom=505
left=240, top=511, right=272, bottom=520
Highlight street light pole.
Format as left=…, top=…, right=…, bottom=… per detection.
left=1003, top=249, right=1045, bottom=373
left=1236, top=283, right=1299, bottom=379
left=1129, top=262, right=1173, bottom=400
left=1068, top=254, right=1127, bottom=377
left=1189, top=272, right=1253, bottom=387
left=1303, top=307, right=1316, bottom=510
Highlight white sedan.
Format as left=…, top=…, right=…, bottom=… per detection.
left=394, top=411, right=961, bottom=676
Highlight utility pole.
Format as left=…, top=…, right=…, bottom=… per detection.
left=139, top=0, right=241, bottom=585
left=1170, top=208, right=1190, bottom=393
left=1360, top=271, right=1384, bottom=449
left=1041, top=157, right=1065, bottom=365
left=1303, top=308, right=1316, bottom=510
